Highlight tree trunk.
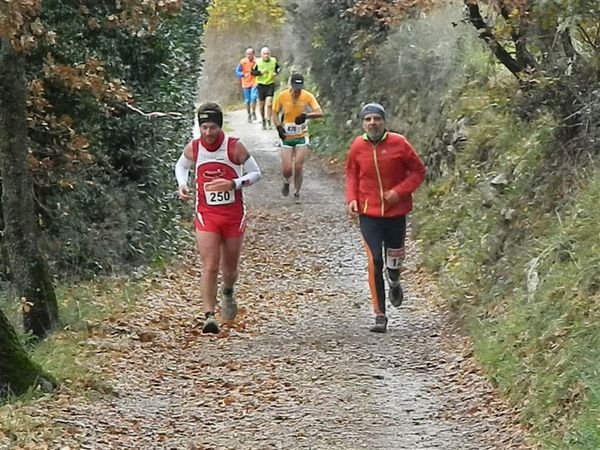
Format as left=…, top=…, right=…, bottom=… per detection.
left=0, top=38, right=59, bottom=339
left=0, top=308, right=54, bottom=399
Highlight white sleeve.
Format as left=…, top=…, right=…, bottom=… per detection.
left=233, top=155, right=261, bottom=189
left=192, top=113, right=200, bottom=139
left=175, top=153, right=193, bottom=187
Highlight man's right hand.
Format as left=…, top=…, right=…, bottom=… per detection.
left=179, top=185, right=191, bottom=201
left=346, top=200, right=358, bottom=217
left=276, top=125, right=287, bottom=141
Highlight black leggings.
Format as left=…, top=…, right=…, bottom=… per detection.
left=359, top=215, right=407, bottom=316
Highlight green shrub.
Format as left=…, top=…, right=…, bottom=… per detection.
left=0, top=1, right=208, bottom=279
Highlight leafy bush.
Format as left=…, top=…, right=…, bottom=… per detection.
left=1, top=1, right=208, bottom=279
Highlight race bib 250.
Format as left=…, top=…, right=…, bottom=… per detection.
left=204, top=189, right=235, bottom=206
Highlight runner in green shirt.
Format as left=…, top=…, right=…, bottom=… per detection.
left=251, top=47, right=281, bottom=130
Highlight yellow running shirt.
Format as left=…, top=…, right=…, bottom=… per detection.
left=273, top=89, right=321, bottom=139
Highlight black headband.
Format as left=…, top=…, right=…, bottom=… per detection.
left=197, top=110, right=223, bottom=127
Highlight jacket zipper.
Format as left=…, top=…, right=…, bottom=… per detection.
left=371, top=143, right=385, bottom=216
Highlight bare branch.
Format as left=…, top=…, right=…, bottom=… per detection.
left=561, top=28, right=578, bottom=60
left=125, top=103, right=184, bottom=119
left=577, top=24, right=598, bottom=52
left=464, top=1, right=524, bottom=78
left=498, top=1, right=536, bottom=69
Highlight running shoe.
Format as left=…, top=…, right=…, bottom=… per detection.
left=369, top=315, right=388, bottom=333
left=262, top=120, right=267, bottom=130
left=389, top=282, right=404, bottom=307
left=247, top=113, right=252, bottom=123
left=282, top=182, right=290, bottom=197
left=251, top=111, right=257, bottom=121
left=221, top=287, right=238, bottom=321
left=267, top=119, right=272, bottom=129
left=293, top=192, right=300, bottom=203
left=202, top=313, right=219, bottom=334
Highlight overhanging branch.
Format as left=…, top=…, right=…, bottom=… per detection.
left=464, top=1, right=524, bottom=78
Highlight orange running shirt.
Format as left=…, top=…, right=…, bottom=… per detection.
left=272, top=88, right=321, bottom=139
left=237, top=57, right=256, bottom=88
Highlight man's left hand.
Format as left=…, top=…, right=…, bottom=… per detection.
left=204, top=178, right=234, bottom=192
left=384, top=189, right=400, bottom=205
left=294, top=113, right=307, bottom=125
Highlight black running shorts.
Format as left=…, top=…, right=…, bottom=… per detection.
left=257, top=83, right=275, bottom=101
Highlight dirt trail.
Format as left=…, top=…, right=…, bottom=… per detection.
left=4, top=111, right=532, bottom=450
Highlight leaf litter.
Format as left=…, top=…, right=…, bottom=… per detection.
left=1, top=110, right=534, bottom=450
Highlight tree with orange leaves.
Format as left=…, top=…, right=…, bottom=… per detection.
left=0, top=0, right=58, bottom=396
left=1, top=1, right=59, bottom=340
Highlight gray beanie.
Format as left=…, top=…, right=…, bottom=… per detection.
left=360, top=102, right=385, bottom=120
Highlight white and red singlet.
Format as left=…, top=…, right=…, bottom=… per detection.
left=192, top=132, right=246, bottom=238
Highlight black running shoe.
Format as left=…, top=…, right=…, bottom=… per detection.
left=202, top=313, right=219, bottom=334
left=369, top=315, right=388, bottom=333
left=282, top=182, right=290, bottom=197
left=389, top=282, right=404, bottom=307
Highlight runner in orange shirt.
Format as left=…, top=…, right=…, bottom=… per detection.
left=235, top=48, right=258, bottom=123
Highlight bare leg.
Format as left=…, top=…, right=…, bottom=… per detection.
left=258, top=99, right=266, bottom=122
left=293, top=145, right=309, bottom=194
left=195, top=231, right=222, bottom=314
left=220, top=236, right=244, bottom=289
left=280, top=147, right=293, bottom=182
left=265, top=96, right=274, bottom=123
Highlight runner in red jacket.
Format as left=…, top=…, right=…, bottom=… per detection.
left=346, top=103, right=426, bottom=333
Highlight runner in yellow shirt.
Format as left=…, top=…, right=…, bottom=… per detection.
left=272, top=73, right=324, bottom=202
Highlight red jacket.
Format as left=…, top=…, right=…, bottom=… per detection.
left=345, top=131, right=426, bottom=217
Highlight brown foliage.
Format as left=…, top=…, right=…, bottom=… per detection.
left=79, top=0, right=183, bottom=34
left=42, top=56, right=131, bottom=103
left=24, top=57, right=133, bottom=177
left=347, top=0, right=445, bottom=27
left=1, top=0, right=182, bottom=51
left=0, top=0, right=53, bottom=51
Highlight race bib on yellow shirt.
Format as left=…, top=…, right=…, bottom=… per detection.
left=284, top=123, right=305, bottom=135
